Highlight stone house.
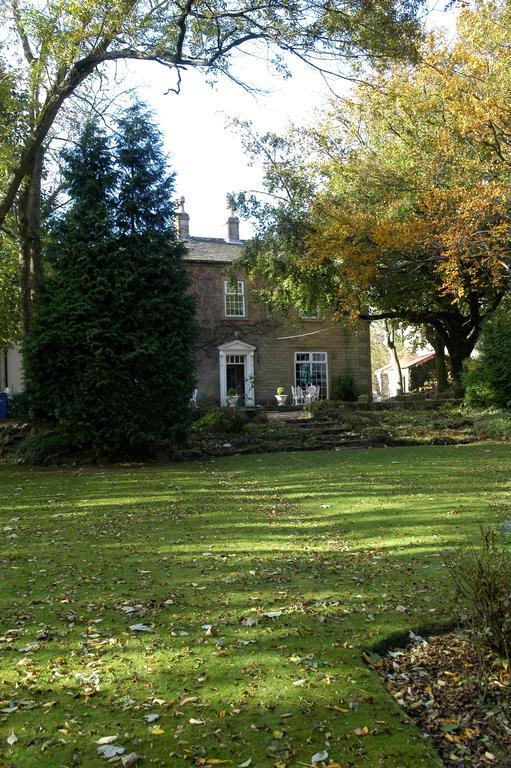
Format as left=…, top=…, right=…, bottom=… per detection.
left=0, top=202, right=372, bottom=407
left=179, top=201, right=372, bottom=406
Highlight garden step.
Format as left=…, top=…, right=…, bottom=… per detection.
left=289, top=421, right=345, bottom=429
left=204, top=440, right=370, bottom=455
left=291, top=425, right=353, bottom=433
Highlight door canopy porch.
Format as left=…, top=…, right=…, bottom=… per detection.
left=217, top=339, right=256, bottom=406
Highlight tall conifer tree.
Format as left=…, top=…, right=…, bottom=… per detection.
left=24, top=107, right=196, bottom=457
left=24, top=120, right=117, bottom=449
left=112, top=101, right=196, bottom=447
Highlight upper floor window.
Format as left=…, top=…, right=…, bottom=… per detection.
left=224, top=280, right=245, bottom=317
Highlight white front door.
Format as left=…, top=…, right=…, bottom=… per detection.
left=218, top=340, right=256, bottom=406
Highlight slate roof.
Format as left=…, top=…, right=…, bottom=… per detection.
left=182, top=237, right=244, bottom=263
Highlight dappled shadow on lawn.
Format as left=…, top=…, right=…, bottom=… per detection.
left=0, top=443, right=509, bottom=766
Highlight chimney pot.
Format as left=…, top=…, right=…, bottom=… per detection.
left=226, top=200, right=240, bottom=241
left=176, top=196, right=190, bottom=239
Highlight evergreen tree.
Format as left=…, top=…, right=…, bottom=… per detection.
left=24, top=108, right=196, bottom=458
left=24, top=120, right=117, bottom=448
left=112, top=101, right=196, bottom=447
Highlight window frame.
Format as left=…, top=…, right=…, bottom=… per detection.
left=294, top=351, right=328, bottom=398
left=224, top=279, right=246, bottom=318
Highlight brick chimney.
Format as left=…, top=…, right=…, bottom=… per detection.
left=226, top=201, right=240, bottom=242
left=176, top=196, right=190, bottom=239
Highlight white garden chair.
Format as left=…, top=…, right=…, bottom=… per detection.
left=291, top=386, right=303, bottom=406
left=189, top=388, right=198, bottom=407
left=305, top=385, right=317, bottom=403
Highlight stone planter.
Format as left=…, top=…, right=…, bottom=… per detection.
left=226, top=395, right=240, bottom=407
left=274, top=393, right=288, bottom=406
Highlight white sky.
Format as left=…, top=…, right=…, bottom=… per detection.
left=125, top=2, right=458, bottom=239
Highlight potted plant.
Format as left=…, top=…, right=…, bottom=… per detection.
left=275, top=386, right=288, bottom=406
left=226, top=388, right=239, bottom=407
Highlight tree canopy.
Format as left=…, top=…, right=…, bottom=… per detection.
left=0, top=0, right=426, bottom=230
left=236, top=0, right=511, bottom=382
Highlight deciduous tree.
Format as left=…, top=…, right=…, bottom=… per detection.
left=236, top=1, right=511, bottom=386
left=1, top=0, right=425, bottom=330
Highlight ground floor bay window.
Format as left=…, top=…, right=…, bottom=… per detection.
left=295, top=352, right=328, bottom=398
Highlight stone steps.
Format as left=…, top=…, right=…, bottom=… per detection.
left=202, top=417, right=371, bottom=456
left=204, top=438, right=370, bottom=456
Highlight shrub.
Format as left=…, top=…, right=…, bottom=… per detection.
left=335, top=375, right=357, bottom=402
left=472, top=408, right=511, bottom=439
left=16, top=428, right=75, bottom=465
left=194, top=409, right=248, bottom=434
left=308, top=400, right=342, bottom=420
left=444, top=528, right=511, bottom=658
left=7, top=392, right=30, bottom=419
left=464, top=307, right=511, bottom=409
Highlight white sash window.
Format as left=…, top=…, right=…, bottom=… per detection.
left=224, top=280, right=245, bottom=317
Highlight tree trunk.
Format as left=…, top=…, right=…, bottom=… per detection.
left=426, top=328, right=448, bottom=392
left=18, top=147, right=43, bottom=334
left=385, top=320, right=403, bottom=396
left=443, top=334, right=475, bottom=396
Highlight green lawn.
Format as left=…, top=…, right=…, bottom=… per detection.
left=1, top=444, right=510, bottom=768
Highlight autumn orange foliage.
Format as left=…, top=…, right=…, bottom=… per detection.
left=305, top=1, right=511, bottom=310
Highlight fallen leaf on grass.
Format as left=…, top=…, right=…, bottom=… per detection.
left=311, top=750, right=328, bottom=763
left=7, top=731, right=18, bottom=746
left=362, top=651, right=382, bottom=668
left=97, top=744, right=125, bottom=758
left=180, top=696, right=199, bottom=706
left=354, top=726, right=369, bottom=736
left=96, top=735, right=119, bottom=745
left=240, top=616, right=257, bottom=627
left=121, top=754, right=142, bottom=766
left=17, top=642, right=40, bottom=653
left=129, top=624, right=152, bottom=632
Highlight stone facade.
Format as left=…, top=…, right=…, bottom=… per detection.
left=0, top=203, right=373, bottom=408
left=181, top=203, right=372, bottom=406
